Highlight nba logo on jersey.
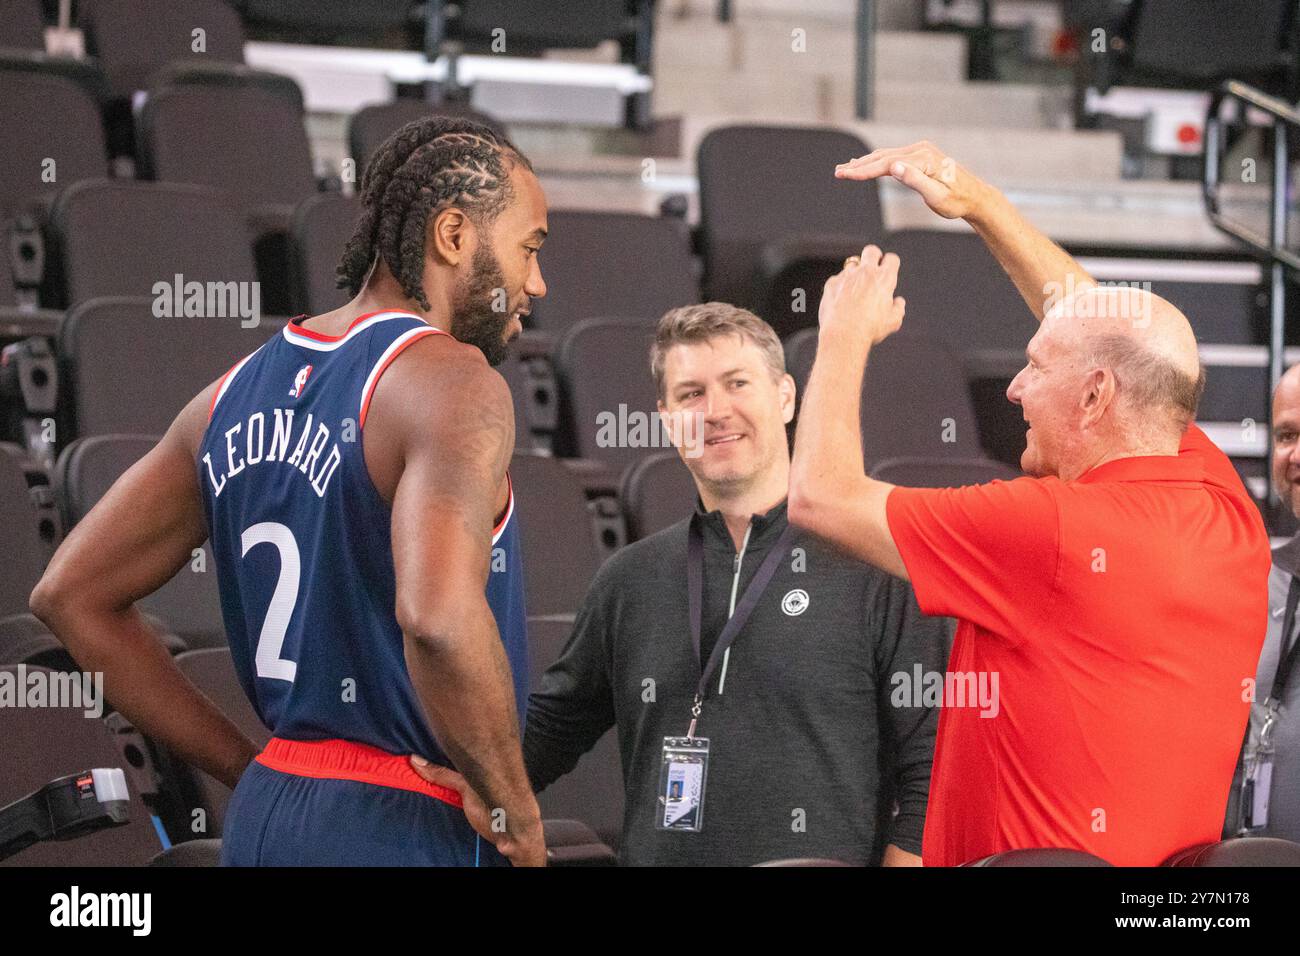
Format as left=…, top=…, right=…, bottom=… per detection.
left=289, top=364, right=313, bottom=398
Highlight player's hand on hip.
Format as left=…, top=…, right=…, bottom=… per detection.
left=834, top=141, right=988, bottom=221
left=409, top=755, right=548, bottom=866
left=819, top=244, right=906, bottom=347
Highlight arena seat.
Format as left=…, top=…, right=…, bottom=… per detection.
left=753, top=857, right=856, bottom=867
left=870, top=457, right=1022, bottom=488
left=0, top=613, right=73, bottom=669
left=171, top=648, right=270, bottom=835
left=0, top=665, right=162, bottom=866
left=0, top=53, right=109, bottom=221
left=0, top=443, right=48, bottom=619
left=884, top=229, right=1034, bottom=355
left=553, top=318, right=661, bottom=470
left=529, top=614, right=624, bottom=850
left=0, top=0, right=45, bottom=52
left=348, top=99, right=508, bottom=182
left=237, top=0, right=416, bottom=40
left=542, top=819, right=617, bottom=866
left=47, top=180, right=256, bottom=308
left=785, top=329, right=985, bottom=466
left=149, top=838, right=222, bottom=866
left=1162, top=837, right=1300, bottom=866
left=80, top=0, right=246, bottom=99
left=526, top=210, right=698, bottom=337
left=498, top=330, right=561, bottom=453
left=136, top=64, right=315, bottom=214
left=619, top=450, right=697, bottom=541
left=697, top=125, right=882, bottom=313
left=57, top=297, right=277, bottom=439
left=289, top=192, right=361, bottom=315
left=55, top=435, right=227, bottom=648
left=509, top=454, right=608, bottom=615
left=962, top=848, right=1113, bottom=866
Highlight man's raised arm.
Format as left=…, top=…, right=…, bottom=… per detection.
left=371, top=337, right=545, bottom=867
left=835, top=141, right=1095, bottom=322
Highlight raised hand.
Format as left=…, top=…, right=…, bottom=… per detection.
left=819, top=244, right=906, bottom=347
left=835, top=141, right=989, bottom=222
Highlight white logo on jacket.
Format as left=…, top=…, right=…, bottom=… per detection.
left=781, top=589, right=809, bottom=616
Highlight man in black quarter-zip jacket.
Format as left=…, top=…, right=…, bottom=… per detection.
left=414, top=302, right=951, bottom=865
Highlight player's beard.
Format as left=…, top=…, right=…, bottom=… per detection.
left=450, top=244, right=514, bottom=367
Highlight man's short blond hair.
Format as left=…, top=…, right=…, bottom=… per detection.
left=651, top=302, right=786, bottom=400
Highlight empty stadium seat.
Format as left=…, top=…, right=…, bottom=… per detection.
left=0, top=442, right=48, bottom=618
left=47, top=180, right=256, bottom=307
left=885, top=229, right=1034, bottom=354
left=171, top=648, right=269, bottom=835
left=697, top=125, right=882, bottom=317
left=528, top=615, right=624, bottom=848
left=1162, top=837, right=1300, bottom=866
left=80, top=0, right=246, bottom=99
left=289, top=192, right=361, bottom=315
left=0, top=665, right=162, bottom=865
left=870, top=457, right=1022, bottom=488
left=57, top=297, right=277, bottom=439
left=55, top=435, right=228, bottom=649
left=0, top=0, right=45, bottom=52
left=498, top=330, right=561, bottom=453
left=0, top=612, right=71, bottom=668
left=510, top=454, right=608, bottom=615
left=150, top=837, right=221, bottom=866
left=527, top=210, right=698, bottom=336
left=785, top=329, right=985, bottom=466
left=553, top=318, right=661, bottom=470
left=237, top=0, right=416, bottom=42
left=136, top=64, right=315, bottom=214
left=348, top=99, right=508, bottom=182
left=619, top=450, right=699, bottom=541
left=963, top=848, right=1113, bottom=866
left=0, top=53, right=109, bottom=220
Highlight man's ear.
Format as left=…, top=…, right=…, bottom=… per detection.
left=779, top=372, right=797, bottom=424
left=1080, top=367, right=1114, bottom=427
left=430, top=207, right=472, bottom=266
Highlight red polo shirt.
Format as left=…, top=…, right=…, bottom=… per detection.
left=886, top=424, right=1270, bottom=866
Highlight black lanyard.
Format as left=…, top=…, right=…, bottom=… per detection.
left=686, top=517, right=794, bottom=710
left=1271, top=574, right=1300, bottom=704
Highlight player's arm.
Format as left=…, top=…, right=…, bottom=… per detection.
left=834, top=141, right=1095, bottom=322
left=28, top=383, right=261, bottom=790
left=376, top=339, right=544, bottom=867
left=788, top=246, right=908, bottom=578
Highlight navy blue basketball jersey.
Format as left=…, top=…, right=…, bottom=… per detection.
left=197, top=310, right=529, bottom=764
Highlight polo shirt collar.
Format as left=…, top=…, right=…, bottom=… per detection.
left=692, top=495, right=789, bottom=552
left=1075, top=451, right=1204, bottom=485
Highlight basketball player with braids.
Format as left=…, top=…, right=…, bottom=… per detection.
left=30, top=118, right=549, bottom=866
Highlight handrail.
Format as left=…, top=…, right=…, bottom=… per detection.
left=1203, top=79, right=1299, bottom=504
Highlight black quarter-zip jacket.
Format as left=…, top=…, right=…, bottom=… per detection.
left=524, top=498, right=952, bottom=865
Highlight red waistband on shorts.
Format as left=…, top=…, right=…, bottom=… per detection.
left=255, top=737, right=463, bottom=810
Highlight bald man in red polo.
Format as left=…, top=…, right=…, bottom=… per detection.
left=788, top=142, right=1271, bottom=866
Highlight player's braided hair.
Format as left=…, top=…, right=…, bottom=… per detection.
left=337, top=116, right=532, bottom=310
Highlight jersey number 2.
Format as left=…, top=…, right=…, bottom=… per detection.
left=241, top=522, right=300, bottom=683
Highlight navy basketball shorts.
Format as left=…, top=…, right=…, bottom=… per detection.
left=220, top=737, right=507, bottom=867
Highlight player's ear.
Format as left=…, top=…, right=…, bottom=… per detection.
left=429, top=207, right=470, bottom=266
